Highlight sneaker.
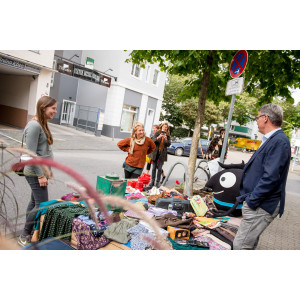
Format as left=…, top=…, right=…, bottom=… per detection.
left=17, top=235, right=31, bottom=247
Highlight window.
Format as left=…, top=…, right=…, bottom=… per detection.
left=50, top=60, right=56, bottom=87
left=146, top=65, right=151, bottom=82
left=153, top=69, right=159, bottom=85
left=131, top=64, right=142, bottom=79
left=120, top=105, right=139, bottom=132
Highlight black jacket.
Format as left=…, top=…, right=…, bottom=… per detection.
left=147, top=131, right=171, bottom=162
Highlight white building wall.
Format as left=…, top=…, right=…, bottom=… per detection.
left=27, top=68, right=52, bottom=116
left=0, top=50, right=54, bottom=69
left=138, top=94, right=148, bottom=124
left=103, top=84, right=125, bottom=127
left=154, top=99, right=162, bottom=124
left=80, top=50, right=166, bottom=101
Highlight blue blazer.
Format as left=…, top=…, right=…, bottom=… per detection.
left=236, top=129, right=291, bottom=217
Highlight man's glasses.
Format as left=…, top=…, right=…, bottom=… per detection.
left=255, top=114, right=267, bottom=121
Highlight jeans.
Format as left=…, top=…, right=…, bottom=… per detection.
left=151, top=158, right=164, bottom=184
left=22, top=176, right=49, bottom=236
left=233, top=202, right=280, bottom=250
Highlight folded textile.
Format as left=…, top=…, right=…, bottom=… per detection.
left=34, top=200, right=86, bottom=230
left=39, top=204, right=90, bottom=241
left=127, top=223, right=154, bottom=250
left=204, top=233, right=231, bottom=250
left=103, top=218, right=138, bottom=244
left=219, top=222, right=239, bottom=233
left=124, top=210, right=154, bottom=220
left=139, top=220, right=169, bottom=238
left=128, top=198, right=149, bottom=205
left=193, top=217, right=221, bottom=229
left=125, top=192, right=147, bottom=199
left=211, top=228, right=235, bottom=245
left=217, top=226, right=237, bottom=238
left=147, top=206, right=177, bottom=216
left=194, top=235, right=229, bottom=250
left=155, top=214, right=193, bottom=229
left=72, top=218, right=110, bottom=250
left=168, top=238, right=208, bottom=250
left=227, top=216, right=242, bottom=227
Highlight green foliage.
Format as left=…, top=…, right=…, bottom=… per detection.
left=127, top=50, right=300, bottom=189
left=128, top=50, right=300, bottom=106
left=233, top=93, right=259, bottom=125
left=171, top=127, right=192, bottom=138
left=160, top=74, right=184, bottom=127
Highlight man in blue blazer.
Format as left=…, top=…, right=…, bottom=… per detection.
left=233, top=104, right=291, bottom=250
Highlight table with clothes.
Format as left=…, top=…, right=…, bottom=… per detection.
left=30, top=185, right=242, bottom=250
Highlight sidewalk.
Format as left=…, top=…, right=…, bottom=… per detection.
left=0, top=123, right=122, bottom=151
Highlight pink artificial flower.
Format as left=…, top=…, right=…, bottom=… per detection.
left=175, top=180, right=180, bottom=185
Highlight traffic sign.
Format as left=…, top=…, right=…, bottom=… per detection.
left=230, top=50, right=248, bottom=78
left=225, top=77, right=244, bottom=96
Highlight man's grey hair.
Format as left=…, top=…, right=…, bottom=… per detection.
left=259, top=103, right=283, bottom=127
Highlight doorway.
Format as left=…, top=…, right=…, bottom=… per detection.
left=60, top=100, right=76, bottom=125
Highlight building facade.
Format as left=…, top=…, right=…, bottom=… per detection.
left=0, top=50, right=55, bottom=127
left=49, top=50, right=167, bottom=138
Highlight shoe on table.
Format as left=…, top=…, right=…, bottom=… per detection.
left=17, top=235, right=31, bottom=247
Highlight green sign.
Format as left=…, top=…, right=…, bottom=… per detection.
left=85, top=57, right=94, bottom=69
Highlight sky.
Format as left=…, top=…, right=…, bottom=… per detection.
left=292, top=89, right=300, bottom=105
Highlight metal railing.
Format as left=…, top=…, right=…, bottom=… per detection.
left=75, top=105, right=99, bottom=134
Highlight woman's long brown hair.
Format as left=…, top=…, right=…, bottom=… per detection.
left=159, top=122, right=170, bottom=135
left=35, top=96, right=57, bottom=145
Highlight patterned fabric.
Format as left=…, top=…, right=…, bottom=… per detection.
left=194, top=235, right=229, bottom=250
left=39, top=204, right=90, bottom=241
left=34, top=200, right=86, bottom=230
left=168, top=238, right=208, bottom=250
left=127, top=223, right=154, bottom=250
left=72, top=218, right=110, bottom=250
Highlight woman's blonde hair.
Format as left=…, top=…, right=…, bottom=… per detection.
left=131, top=121, right=145, bottom=139
left=36, top=96, right=57, bottom=145
left=159, top=122, right=170, bottom=135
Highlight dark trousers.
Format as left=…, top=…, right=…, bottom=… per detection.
left=124, top=170, right=140, bottom=179
left=22, top=176, right=48, bottom=236
left=151, top=158, right=164, bottom=184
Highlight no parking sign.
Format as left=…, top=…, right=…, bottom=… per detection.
left=230, top=50, right=248, bottom=78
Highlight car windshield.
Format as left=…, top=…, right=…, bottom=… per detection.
left=180, top=138, right=192, bottom=144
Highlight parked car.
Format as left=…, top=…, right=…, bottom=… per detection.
left=167, top=137, right=210, bottom=158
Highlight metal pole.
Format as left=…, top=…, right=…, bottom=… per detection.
left=219, top=93, right=236, bottom=170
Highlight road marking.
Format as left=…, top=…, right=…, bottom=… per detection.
left=0, top=132, right=23, bottom=144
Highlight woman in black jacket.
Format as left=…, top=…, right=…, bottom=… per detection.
left=146, top=122, right=171, bottom=188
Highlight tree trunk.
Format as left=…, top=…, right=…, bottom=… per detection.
left=186, top=56, right=213, bottom=194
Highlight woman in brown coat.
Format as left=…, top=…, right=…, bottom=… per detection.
left=146, top=122, right=171, bottom=188
left=117, top=122, right=156, bottom=179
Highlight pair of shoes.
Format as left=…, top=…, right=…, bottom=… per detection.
left=144, top=182, right=154, bottom=191
left=160, top=176, right=166, bottom=185
left=17, top=235, right=31, bottom=247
